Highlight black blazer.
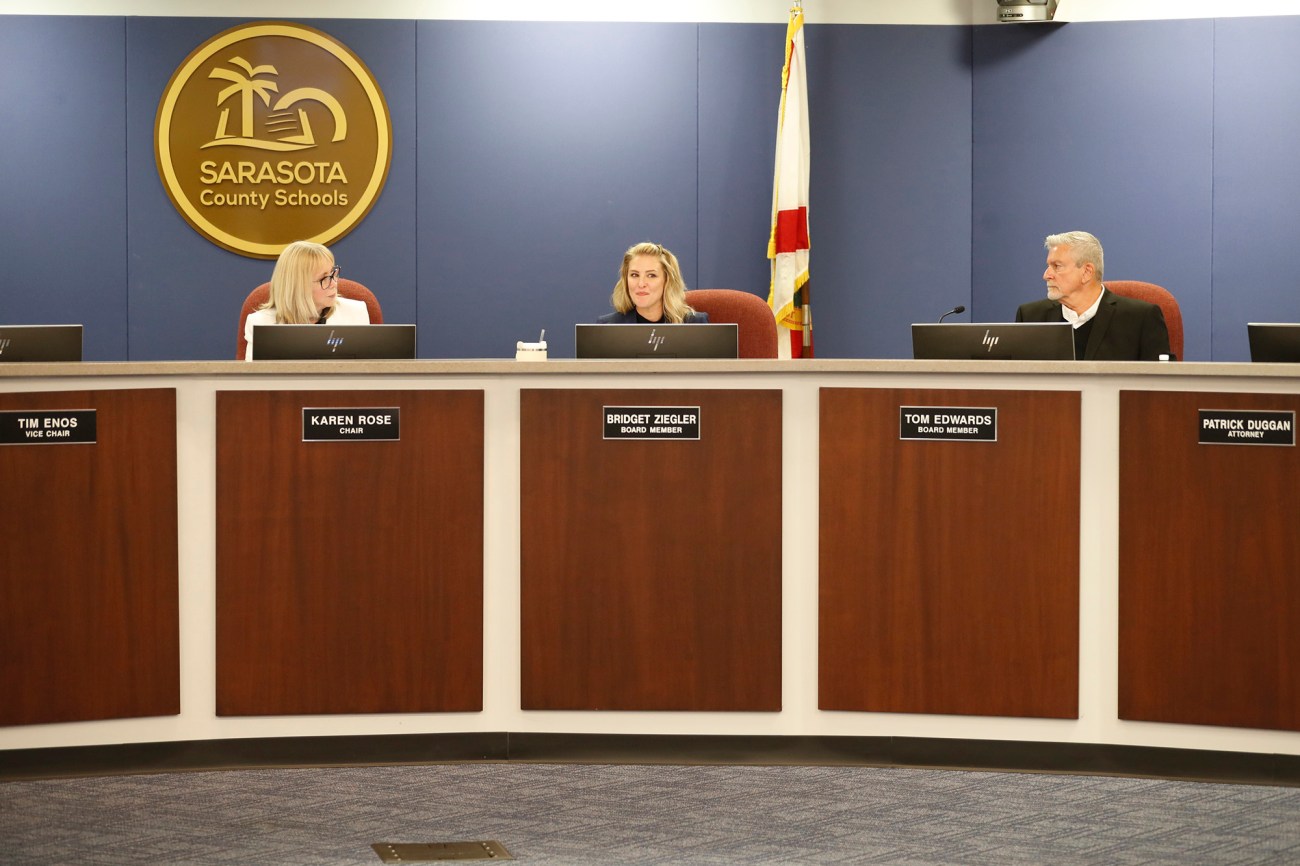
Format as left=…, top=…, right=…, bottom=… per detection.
left=1015, top=288, right=1170, bottom=361
left=596, top=310, right=710, bottom=324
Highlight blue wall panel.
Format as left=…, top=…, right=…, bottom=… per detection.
left=1213, top=17, right=1300, bottom=361
left=697, top=23, right=784, bottom=301
left=807, top=24, right=973, bottom=358
left=125, top=18, right=417, bottom=361
left=416, top=21, right=698, bottom=359
left=0, top=16, right=127, bottom=361
left=972, top=21, right=1214, bottom=359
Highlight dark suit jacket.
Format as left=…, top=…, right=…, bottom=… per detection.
left=1015, top=288, right=1170, bottom=360
left=597, top=310, right=710, bottom=324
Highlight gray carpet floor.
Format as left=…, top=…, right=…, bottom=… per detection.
left=3, top=763, right=1299, bottom=865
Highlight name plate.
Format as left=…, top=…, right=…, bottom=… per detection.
left=302, top=407, right=400, bottom=442
left=0, top=409, right=97, bottom=445
left=1198, top=409, right=1295, bottom=446
left=604, top=406, right=700, bottom=440
left=900, top=406, right=997, bottom=442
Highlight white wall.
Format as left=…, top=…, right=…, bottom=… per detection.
left=1042, top=0, right=1300, bottom=23
left=3, top=0, right=1299, bottom=24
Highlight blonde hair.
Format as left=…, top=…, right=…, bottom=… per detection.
left=610, top=241, right=697, bottom=323
left=262, top=241, right=336, bottom=324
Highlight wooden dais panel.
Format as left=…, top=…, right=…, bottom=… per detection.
left=1120, top=390, right=1300, bottom=731
left=520, top=389, right=782, bottom=711
left=216, top=390, right=484, bottom=715
left=0, top=388, right=179, bottom=726
left=820, top=388, right=1080, bottom=718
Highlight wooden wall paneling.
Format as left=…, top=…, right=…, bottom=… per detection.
left=819, top=388, right=1080, bottom=718
left=519, top=389, right=782, bottom=711
left=0, top=388, right=179, bottom=726
left=215, top=390, right=484, bottom=715
left=1119, top=390, right=1300, bottom=731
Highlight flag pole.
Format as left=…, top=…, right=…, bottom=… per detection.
left=795, top=0, right=811, bottom=357
left=801, top=285, right=813, bottom=356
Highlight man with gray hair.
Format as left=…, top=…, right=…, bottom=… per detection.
left=1015, top=231, right=1170, bottom=360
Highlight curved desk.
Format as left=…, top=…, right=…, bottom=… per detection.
left=2, top=359, right=1299, bottom=781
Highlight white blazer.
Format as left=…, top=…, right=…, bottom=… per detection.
left=244, top=296, right=371, bottom=360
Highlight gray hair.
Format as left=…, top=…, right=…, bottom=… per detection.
left=1044, top=231, right=1104, bottom=282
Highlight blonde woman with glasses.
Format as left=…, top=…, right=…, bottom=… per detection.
left=243, top=240, right=370, bottom=360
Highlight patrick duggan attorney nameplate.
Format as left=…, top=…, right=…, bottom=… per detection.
left=302, top=407, right=399, bottom=441
left=899, top=406, right=997, bottom=442
left=603, top=406, right=701, bottom=441
left=0, top=409, right=96, bottom=445
left=1198, top=409, right=1295, bottom=446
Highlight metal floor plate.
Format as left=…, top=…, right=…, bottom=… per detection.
left=372, top=841, right=514, bottom=862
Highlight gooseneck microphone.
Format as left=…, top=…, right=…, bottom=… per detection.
left=938, top=305, right=966, bottom=323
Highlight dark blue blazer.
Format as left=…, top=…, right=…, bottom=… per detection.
left=1015, top=288, right=1169, bottom=361
left=596, top=310, right=709, bottom=324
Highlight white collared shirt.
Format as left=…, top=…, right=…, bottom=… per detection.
left=1062, top=286, right=1105, bottom=329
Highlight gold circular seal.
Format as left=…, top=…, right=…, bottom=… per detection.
left=155, top=22, right=392, bottom=258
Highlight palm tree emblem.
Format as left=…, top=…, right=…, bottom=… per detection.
left=209, top=57, right=278, bottom=141
left=205, top=55, right=347, bottom=151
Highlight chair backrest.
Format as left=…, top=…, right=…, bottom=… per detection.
left=684, top=289, right=778, bottom=359
left=1105, top=280, right=1183, bottom=361
left=236, top=278, right=383, bottom=360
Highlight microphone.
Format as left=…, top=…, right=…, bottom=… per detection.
left=939, top=305, right=966, bottom=323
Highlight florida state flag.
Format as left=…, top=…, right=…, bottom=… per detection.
left=767, top=3, right=811, bottom=359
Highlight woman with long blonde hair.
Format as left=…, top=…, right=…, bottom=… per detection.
left=598, top=241, right=708, bottom=324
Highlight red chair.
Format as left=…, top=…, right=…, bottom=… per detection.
left=236, top=279, right=383, bottom=360
left=685, top=289, right=778, bottom=359
left=1105, top=280, right=1183, bottom=361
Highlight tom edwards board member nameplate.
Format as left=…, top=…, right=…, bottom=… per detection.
left=0, top=409, right=97, bottom=445
left=1198, top=409, right=1295, bottom=446
left=604, top=406, right=700, bottom=440
left=303, top=407, right=399, bottom=441
left=899, top=406, right=997, bottom=442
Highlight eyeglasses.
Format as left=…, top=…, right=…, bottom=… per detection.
left=317, top=266, right=341, bottom=288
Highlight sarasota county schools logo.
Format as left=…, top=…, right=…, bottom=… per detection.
left=155, top=22, right=392, bottom=258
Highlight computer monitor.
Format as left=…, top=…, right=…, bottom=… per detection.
left=1247, top=323, right=1300, bottom=362
left=911, top=322, right=1076, bottom=361
left=0, top=324, right=83, bottom=362
left=575, top=323, right=739, bottom=359
left=251, top=324, right=416, bottom=360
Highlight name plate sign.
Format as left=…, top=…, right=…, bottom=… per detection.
left=0, top=409, right=97, bottom=445
left=1198, top=409, right=1295, bottom=446
left=302, top=407, right=399, bottom=441
left=604, top=406, right=700, bottom=440
left=899, top=406, right=997, bottom=442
